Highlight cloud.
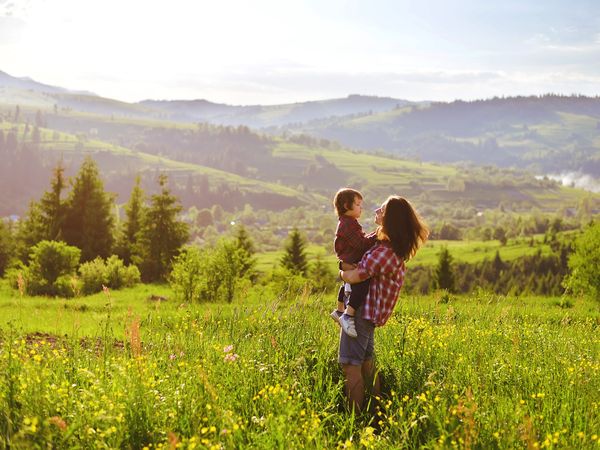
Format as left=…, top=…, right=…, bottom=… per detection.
left=545, top=172, right=600, bottom=193
left=0, top=16, right=25, bottom=44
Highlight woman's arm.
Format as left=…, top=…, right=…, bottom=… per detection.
left=341, top=244, right=387, bottom=284
left=340, top=268, right=364, bottom=284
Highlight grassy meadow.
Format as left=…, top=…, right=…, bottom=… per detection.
left=256, top=236, right=556, bottom=274
left=1, top=280, right=599, bottom=449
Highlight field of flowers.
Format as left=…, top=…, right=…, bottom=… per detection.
left=0, top=283, right=599, bottom=449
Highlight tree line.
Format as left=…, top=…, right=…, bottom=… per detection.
left=0, top=157, right=189, bottom=289
left=0, top=156, right=337, bottom=300
left=405, top=225, right=598, bottom=300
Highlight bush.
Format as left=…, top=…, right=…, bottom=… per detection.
left=170, top=246, right=204, bottom=303
left=170, top=239, right=246, bottom=303
left=23, top=240, right=81, bottom=297
left=105, top=255, right=141, bottom=290
left=563, top=222, right=600, bottom=300
left=268, top=266, right=311, bottom=302
left=78, top=257, right=106, bottom=295
left=79, top=255, right=140, bottom=295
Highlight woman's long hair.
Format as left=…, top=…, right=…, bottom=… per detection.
left=377, top=196, right=429, bottom=260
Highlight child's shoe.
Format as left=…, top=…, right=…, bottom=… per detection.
left=330, top=310, right=343, bottom=323
left=340, top=313, right=357, bottom=338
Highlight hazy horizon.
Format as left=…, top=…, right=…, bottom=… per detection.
left=1, top=0, right=600, bottom=105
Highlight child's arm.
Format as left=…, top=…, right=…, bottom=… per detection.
left=344, top=222, right=376, bottom=254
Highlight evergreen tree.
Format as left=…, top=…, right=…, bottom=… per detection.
left=493, top=226, right=507, bottom=245
left=492, top=250, right=504, bottom=275
left=62, top=157, right=115, bottom=262
left=234, top=224, right=257, bottom=279
left=281, top=228, right=308, bottom=275
left=38, top=163, right=66, bottom=241
left=0, top=219, right=13, bottom=276
left=136, top=174, right=189, bottom=282
left=116, top=175, right=146, bottom=265
left=434, top=246, right=455, bottom=292
left=15, top=201, right=46, bottom=263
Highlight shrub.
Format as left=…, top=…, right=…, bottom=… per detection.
left=170, top=239, right=246, bottom=303
left=563, top=222, right=600, bottom=301
left=24, top=240, right=81, bottom=297
left=78, top=257, right=106, bottom=295
left=79, top=255, right=141, bottom=295
left=268, top=266, right=311, bottom=302
left=105, top=255, right=141, bottom=290
left=170, top=246, right=204, bottom=303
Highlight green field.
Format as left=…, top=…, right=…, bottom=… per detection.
left=255, top=237, right=556, bottom=275
left=0, top=282, right=598, bottom=448
left=409, top=236, right=554, bottom=266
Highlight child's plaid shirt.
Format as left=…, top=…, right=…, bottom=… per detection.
left=334, top=215, right=377, bottom=264
left=356, top=241, right=406, bottom=326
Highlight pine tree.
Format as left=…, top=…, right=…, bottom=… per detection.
left=136, top=174, right=189, bottom=282
left=62, top=157, right=115, bottom=262
left=234, top=224, right=257, bottom=279
left=38, top=163, right=66, bottom=241
left=15, top=201, right=46, bottom=262
left=281, top=228, right=308, bottom=275
left=0, top=219, right=13, bottom=276
left=492, top=250, right=504, bottom=275
left=434, top=246, right=455, bottom=292
left=116, top=175, right=146, bottom=265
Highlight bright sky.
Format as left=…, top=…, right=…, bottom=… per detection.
left=1, top=0, right=600, bottom=104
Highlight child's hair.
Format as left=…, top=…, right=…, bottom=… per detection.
left=333, top=188, right=363, bottom=216
left=377, top=196, right=429, bottom=261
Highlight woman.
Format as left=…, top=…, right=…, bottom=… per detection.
left=339, top=196, right=428, bottom=411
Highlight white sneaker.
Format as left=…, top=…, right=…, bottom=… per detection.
left=340, top=314, right=357, bottom=338
left=330, top=310, right=343, bottom=323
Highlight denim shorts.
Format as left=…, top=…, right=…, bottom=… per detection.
left=338, top=308, right=375, bottom=366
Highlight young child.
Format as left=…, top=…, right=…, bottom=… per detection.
left=331, top=188, right=377, bottom=338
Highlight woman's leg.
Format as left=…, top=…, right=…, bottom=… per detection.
left=342, top=363, right=364, bottom=412
left=361, top=358, right=381, bottom=398
left=338, top=309, right=376, bottom=412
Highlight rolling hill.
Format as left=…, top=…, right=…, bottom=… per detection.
left=1, top=71, right=598, bottom=218
left=279, top=96, right=600, bottom=179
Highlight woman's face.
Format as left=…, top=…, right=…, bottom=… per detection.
left=374, top=202, right=385, bottom=225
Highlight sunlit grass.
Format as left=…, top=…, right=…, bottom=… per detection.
left=0, top=283, right=598, bottom=448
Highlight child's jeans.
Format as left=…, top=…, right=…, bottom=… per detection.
left=337, top=279, right=371, bottom=310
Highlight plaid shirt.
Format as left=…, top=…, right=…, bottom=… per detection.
left=334, top=215, right=377, bottom=264
left=356, top=241, right=406, bottom=326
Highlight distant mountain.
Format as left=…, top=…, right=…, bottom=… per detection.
left=1, top=71, right=599, bottom=179
left=282, top=95, right=600, bottom=177
left=140, top=94, right=412, bottom=127
left=1, top=101, right=596, bottom=217
left=0, top=70, right=95, bottom=95
left=0, top=71, right=410, bottom=127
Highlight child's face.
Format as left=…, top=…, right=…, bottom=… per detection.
left=345, top=196, right=363, bottom=219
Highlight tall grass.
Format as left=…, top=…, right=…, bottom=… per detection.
left=0, top=284, right=598, bottom=448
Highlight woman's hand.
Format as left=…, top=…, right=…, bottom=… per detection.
left=340, top=268, right=363, bottom=284
left=340, top=262, right=357, bottom=271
